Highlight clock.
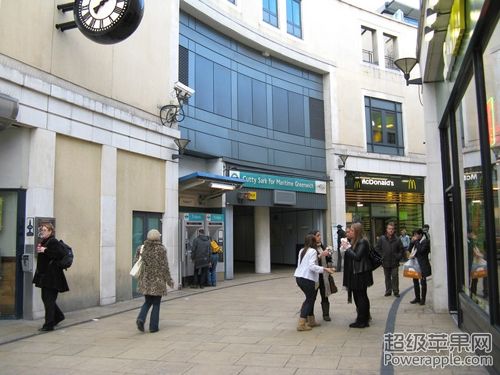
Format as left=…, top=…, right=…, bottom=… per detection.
left=73, top=0, right=144, bottom=44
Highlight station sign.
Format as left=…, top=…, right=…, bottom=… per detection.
left=229, top=171, right=326, bottom=194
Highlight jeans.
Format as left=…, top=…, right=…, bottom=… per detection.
left=41, top=287, right=64, bottom=328
left=296, top=277, right=316, bottom=318
left=137, top=295, right=162, bottom=331
left=208, top=253, right=218, bottom=286
left=383, top=266, right=399, bottom=295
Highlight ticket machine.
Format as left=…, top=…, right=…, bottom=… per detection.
left=206, top=213, right=224, bottom=264
left=180, top=213, right=205, bottom=285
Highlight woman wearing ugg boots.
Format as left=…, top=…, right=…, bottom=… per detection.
left=294, top=234, right=335, bottom=331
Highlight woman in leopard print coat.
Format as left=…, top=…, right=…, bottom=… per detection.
left=134, top=229, right=174, bottom=332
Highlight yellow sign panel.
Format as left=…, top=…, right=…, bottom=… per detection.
left=247, top=191, right=257, bottom=200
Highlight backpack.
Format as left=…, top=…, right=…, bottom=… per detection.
left=210, top=240, right=221, bottom=253
left=58, top=240, right=74, bottom=269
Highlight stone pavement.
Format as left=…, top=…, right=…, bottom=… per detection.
left=0, top=267, right=492, bottom=374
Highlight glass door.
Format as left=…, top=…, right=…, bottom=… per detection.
left=0, top=190, right=24, bottom=318
left=132, top=211, right=162, bottom=297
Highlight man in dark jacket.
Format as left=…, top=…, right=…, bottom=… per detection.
left=376, top=222, right=403, bottom=297
left=190, top=229, right=211, bottom=289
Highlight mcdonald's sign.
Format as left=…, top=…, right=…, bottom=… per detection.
left=407, top=179, right=417, bottom=190
left=347, top=173, right=424, bottom=193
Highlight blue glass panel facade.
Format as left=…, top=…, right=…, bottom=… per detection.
left=179, top=12, right=325, bottom=177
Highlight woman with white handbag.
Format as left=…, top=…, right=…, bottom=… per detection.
left=133, top=229, right=174, bottom=333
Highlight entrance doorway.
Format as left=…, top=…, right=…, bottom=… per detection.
left=232, top=206, right=324, bottom=272
left=131, top=211, right=162, bottom=297
left=0, top=190, right=25, bottom=318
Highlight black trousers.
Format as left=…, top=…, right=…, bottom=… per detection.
left=383, top=266, right=399, bottom=295
left=41, top=287, right=64, bottom=328
left=352, top=288, right=370, bottom=324
left=193, top=266, right=208, bottom=287
left=296, top=277, right=316, bottom=318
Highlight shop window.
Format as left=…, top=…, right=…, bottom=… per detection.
left=263, top=0, right=278, bottom=27
left=286, top=0, right=302, bottom=38
left=361, top=26, right=377, bottom=64
left=457, top=74, right=490, bottom=312
left=365, top=97, right=404, bottom=156
left=483, top=20, right=500, bottom=315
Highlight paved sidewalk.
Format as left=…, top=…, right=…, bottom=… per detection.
left=0, top=268, right=491, bottom=374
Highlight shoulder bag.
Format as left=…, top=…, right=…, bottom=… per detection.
left=130, top=245, right=144, bottom=278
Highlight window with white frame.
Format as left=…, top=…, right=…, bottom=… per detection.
left=263, top=0, right=278, bottom=27
left=384, top=33, right=398, bottom=70
left=286, top=0, right=302, bottom=38
left=361, top=26, right=377, bottom=64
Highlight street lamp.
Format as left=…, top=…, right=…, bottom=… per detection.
left=172, top=138, right=191, bottom=160
left=394, top=57, right=422, bottom=86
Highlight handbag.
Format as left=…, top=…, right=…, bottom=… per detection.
left=470, top=257, right=487, bottom=279
left=328, top=275, right=338, bottom=294
left=129, top=245, right=144, bottom=278
left=369, top=246, right=383, bottom=271
left=403, top=258, right=421, bottom=279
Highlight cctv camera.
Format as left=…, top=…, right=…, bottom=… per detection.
left=173, top=82, right=195, bottom=100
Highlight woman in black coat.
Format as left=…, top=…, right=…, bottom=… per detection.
left=344, top=222, right=373, bottom=328
left=408, top=228, right=431, bottom=305
left=32, top=223, right=69, bottom=331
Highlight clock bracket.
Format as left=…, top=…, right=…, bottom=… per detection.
left=55, top=2, right=77, bottom=32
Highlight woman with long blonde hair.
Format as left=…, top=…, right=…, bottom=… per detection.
left=344, top=222, right=373, bottom=328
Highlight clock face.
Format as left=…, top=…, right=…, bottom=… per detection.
left=76, top=0, right=128, bottom=32
left=74, top=0, right=144, bottom=44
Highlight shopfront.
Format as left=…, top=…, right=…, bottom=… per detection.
left=420, top=0, right=499, bottom=370
left=345, top=172, right=425, bottom=244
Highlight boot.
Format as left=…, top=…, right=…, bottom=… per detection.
left=419, top=285, right=427, bottom=305
left=410, top=284, right=421, bottom=304
left=321, top=301, right=331, bottom=321
left=297, top=318, right=312, bottom=331
left=307, top=315, right=321, bottom=327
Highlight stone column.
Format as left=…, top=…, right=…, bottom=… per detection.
left=164, top=158, right=180, bottom=287
left=100, top=145, right=116, bottom=305
left=25, top=128, right=56, bottom=319
left=254, top=206, right=270, bottom=274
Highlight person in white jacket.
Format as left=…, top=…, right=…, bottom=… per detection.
left=294, top=234, right=335, bottom=331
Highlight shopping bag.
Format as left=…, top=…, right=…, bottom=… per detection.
left=403, top=258, right=421, bottom=279
left=470, top=257, right=487, bottom=279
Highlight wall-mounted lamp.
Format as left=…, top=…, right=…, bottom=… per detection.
left=0, top=92, right=19, bottom=131
left=394, top=57, right=422, bottom=86
left=172, top=138, right=191, bottom=160
left=337, top=154, right=349, bottom=169
left=210, top=182, right=236, bottom=190
left=160, top=82, right=195, bottom=127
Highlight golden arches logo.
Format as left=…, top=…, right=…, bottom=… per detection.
left=407, top=179, right=417, bottom=190
left=354, top=180, right=361, bottom=189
